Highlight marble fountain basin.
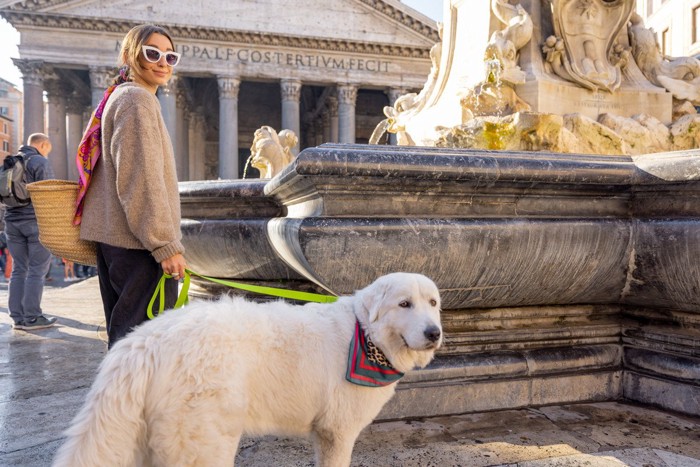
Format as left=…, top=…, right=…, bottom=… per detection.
left=182, top=143, right=700, bottom=312
left=179, top=144, right=700, bottom=418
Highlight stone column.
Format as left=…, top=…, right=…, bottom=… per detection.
left=89, top=66, right=114, bottom=108
left=322, top=109, right=331, bottom=144
left=217, top=76, right=240, bottom=179
left=175, top=84, right=190, bottom=181
left=327, top=96, right=339, bottom=143
left=337, top=85, right=357, bottom=144
left=13, top=59, right=46, bottom=141
left=386, top=88, right=406, bottom=145
left=45, top=78, right=69, bottom=180
left=280, top=79, right=301, bottom=154
left=314, top=117, right=324, bottom=146
left=65, top=95, right=86, bottom=181
left=157, top=75, right=178, bottom=159
left=82, top=105, right=93, bottom=135
left=188, top=108, right=206, bottom=180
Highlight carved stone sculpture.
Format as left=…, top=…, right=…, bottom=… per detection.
left=250, top=126, right=298, bottom=178
left=628, top=12, right=700, bottom=105
left=550, top=0, right=634, bottom=92
left=460, top=59, right=531, bottom=118
left=369, top=23, right=444, bottom=145
left=485, top=0, right=533, bottom=85
left=370, top=0, right=698, bottom=153
left=455, top=0, right=533, bottom=120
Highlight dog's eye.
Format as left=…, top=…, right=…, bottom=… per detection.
left=430, top=299, right=437, bottom=307
left=399, top=300, right=411, bottom=308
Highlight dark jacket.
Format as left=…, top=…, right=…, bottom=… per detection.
left=4, top=145, right=55, bottom=222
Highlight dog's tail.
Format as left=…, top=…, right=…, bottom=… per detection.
left=52, top=338, right=154, bottom=467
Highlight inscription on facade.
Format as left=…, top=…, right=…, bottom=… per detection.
left=116, top=42, right=390, bottom=72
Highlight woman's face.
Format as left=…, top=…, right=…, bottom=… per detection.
left=131, top=32, right=175, bottom=93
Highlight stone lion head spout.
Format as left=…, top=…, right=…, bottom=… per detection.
left=249, top=126, right=298, bottom=178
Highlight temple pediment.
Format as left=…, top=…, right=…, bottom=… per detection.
left=1, top=0, right=438, bottom=46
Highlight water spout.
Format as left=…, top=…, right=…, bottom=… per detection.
left=242, top=155, right=254, bottom=179
left=485, top=57, right=502, bottom=85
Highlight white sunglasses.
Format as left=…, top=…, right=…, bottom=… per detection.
left=141, top=45, right=181, bottom=67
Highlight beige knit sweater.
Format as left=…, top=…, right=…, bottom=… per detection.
left=80, top=82, right=184, bottom=263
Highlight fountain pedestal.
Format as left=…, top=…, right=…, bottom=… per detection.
left=389, top=0, right=688, bottom=150
left=517, top=80, right=672, bottom=125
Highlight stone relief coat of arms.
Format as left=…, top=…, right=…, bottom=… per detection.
left=552, top=0, right=634, bottom=92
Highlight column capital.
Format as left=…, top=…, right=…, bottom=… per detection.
left=12, top=59, right=47, bottom=86
left=189, top=109, right=206, bottom=127
left=159, top=74, right=179, bottom=97
left=44, top=77, right=70, bottom=101
left=176, top=80, right=192, bottom=110
left=66, top=92, right=87, bottom=114
left=326, top=96, right=338, bottom=117
left=89, top=65, right=117, bottom=89
left=337, top=84, right=357, bottom=106
left=386, top=87, right=408, bottom=105
left=280, top=79, right=302, bottom=102
left=217, top=76, right=240, bottom=99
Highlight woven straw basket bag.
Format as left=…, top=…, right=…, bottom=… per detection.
left=26, top=180, right=97, bottom=266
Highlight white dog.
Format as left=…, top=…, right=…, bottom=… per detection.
left=53, top=272, right=442, bottom=467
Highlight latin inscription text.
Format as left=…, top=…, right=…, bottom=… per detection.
left=116, top=41, right=390, bottom=72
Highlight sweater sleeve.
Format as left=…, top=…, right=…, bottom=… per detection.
left=109, top=95, right=183, bottom=262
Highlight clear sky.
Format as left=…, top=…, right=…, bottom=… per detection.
left=0, top=1, right=443, bottom=90
left=0, top=16, right=21, bottom=87
left=402, top=0, right=443, bottom=23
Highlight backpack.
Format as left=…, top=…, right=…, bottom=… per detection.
left=0, top=154, right=32, bottom=208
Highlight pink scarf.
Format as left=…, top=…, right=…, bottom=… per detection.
left=73, top=68, right=128, bottom=225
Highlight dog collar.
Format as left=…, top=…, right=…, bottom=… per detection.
left=346, top=319, right=404, bottom=387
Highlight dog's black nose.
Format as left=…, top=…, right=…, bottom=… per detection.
left=424, top=326, right=441, bottom=343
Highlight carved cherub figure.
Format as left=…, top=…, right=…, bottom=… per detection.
left=250, top=126, right=298, bottom=178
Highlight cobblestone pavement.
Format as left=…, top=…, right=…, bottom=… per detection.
left=1, top=261, right=699, bottom=466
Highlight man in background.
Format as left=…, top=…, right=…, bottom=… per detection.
left=6, top=133, right=57, bottom=330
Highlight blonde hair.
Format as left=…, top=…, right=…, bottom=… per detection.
left=116, top=24, right=175, bottom=84
left=27, top=133, right=50, bottom=146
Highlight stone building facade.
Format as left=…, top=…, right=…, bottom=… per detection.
left=0, top=114, right=11, bottom=159
left=0, top=77, right=23, bottom=158
left=638, top=0, right=700, bottom=57
left=0, top=0, right=437, bottom=180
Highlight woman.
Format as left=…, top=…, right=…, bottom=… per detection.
left=76, top=24, right=186, bottom=348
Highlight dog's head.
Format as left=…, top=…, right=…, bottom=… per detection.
left=354, top=272, right=442, bottom=373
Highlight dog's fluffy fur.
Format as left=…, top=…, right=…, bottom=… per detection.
left=52, top=272, right=442, bottom=467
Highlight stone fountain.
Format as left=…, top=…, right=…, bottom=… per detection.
left=371, top=0, right=700, bottom=154
left=181, top=0, right=700, bottom=420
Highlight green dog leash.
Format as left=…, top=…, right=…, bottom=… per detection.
left=147, top=268, right=338, bottom=319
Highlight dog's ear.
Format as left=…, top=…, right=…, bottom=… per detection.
left=360, top=279, right=388, bottom=323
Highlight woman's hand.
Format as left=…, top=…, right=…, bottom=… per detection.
left=161, top=253, right=187, bottom=280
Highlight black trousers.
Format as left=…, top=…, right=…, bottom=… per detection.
left=96, top=243, right=176, bottom=348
